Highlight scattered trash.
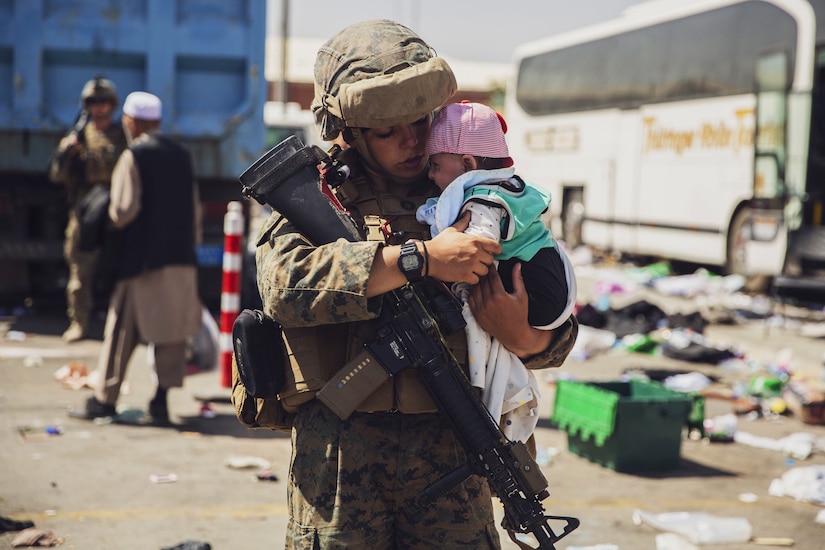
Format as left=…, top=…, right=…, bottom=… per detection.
left=768, top=465, right=825, bottom=504
left=225, top=455, right=271, bottom=470
left=703, top=413, right=737, bottom=442
left=23, top=355, right=43, bottom=368
left=660, top=328, right=737, bottom=364
left=566, top=544, right=619, bottom=550
left=0, top=516, right=34, bottom=533
left=161, top=541, right=212, bottom=550
left=734, top=431, right=816, bottom=460
left=254, top=471, right=278, bottom=482
left=189, top=306, right=220, bottom=373
left=816, top=509, right=825, bottom=524
left=662, top=371, right=713, bottom=393
left=5, top=330, right=26, bottom=342
left=619, top=332, right=659, bottom=354
left=782, top=380, right=825, bottom=425
left=534, top=445, right=559, bottom=467
left=17, top=425, right=63, bottom=441
left=633, top=509, right=753, bottom=544
left=738, top=492, right=759, bottom=503
left=628, top=260, right=672, bottom=284
left=53, top=361, right=91, bottom=390
left=569, top=325, right=616, bottom=361
left=748, top=375, right=784, bottom=398
left=149, top=473, right=179, bottom=484
left=199, top=403, right=216, bottom=418
left=11, top=527, right=58, bottom=547
left=751, top=537, right=795, bottom=546
left=655, top=532, right=698, bottom=550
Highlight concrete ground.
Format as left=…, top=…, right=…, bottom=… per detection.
left=1, top=262, right=825, bottom=549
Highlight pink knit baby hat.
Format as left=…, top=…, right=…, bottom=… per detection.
left=427, top=101, right=512, bottom=166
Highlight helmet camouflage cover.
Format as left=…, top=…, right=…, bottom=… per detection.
left=311, top=19, right=457, bottom=141
left=80, top=76, right=118, bottom=105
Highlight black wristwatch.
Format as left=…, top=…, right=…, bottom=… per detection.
left=397, top=241, right=424, bottom=282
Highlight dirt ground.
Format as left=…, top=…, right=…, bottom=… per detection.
left=1, top=258, right=824, bottom=549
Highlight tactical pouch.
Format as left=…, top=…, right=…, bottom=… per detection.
left=317, top=348, right=391, bottom=419
left=230, top=309, right=294, bottom=432
left=231, top=355, right=294, bottom=432
left=232, top=309, right=286, bottom=398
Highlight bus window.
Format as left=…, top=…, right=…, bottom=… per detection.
left=754, top=51, right=789, bottom=200
left=506, top=0, right=817, bottom=283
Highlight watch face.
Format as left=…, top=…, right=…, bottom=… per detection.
left=401, top=254, right=421, bottom=270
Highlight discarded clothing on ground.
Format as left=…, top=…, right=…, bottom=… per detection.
left=662, top=340, right=737, bottom=364
left=0, top=516, right=34, bottom=533
left=11, top=528, right=57, bottom=547
left=161, top=541, right=212, bottom=550
left=605, top=300, right=667, bottom=338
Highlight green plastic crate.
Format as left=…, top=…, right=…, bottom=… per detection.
left=552, top=379, right=693, bottom=472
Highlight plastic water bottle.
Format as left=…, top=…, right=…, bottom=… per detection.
left=633, top=509, right=752, bottom=544
left=656, top=533, right=699, bottom=550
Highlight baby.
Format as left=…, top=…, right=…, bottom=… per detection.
left=418, top=101, right=576, bottom=442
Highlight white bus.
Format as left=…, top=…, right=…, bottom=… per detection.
left=505, top=0, right=825, bottom=298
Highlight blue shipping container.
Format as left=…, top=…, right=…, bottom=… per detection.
left=0, top=0, right=267, bottom=309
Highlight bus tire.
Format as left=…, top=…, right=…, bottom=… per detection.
left=562, top=188, right=584, bottom=249
left=726, top=207, right=750, bottom=277
left=726, top=207, right=771, bottom=292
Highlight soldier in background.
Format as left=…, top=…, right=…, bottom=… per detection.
left=49, top=76, right=128, bottom=342
left=69, top=91, right=202, bottom=425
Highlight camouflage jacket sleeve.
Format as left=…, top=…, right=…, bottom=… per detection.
left=522, top=314, right=579, bottom=370
left=48, top=134, right=77, bottom=185
left=255, top=211, right=384, bottom=327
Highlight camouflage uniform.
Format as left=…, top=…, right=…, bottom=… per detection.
left=49, top=82, right=127, bottom=341
left=255, top=20, right=578, bottom=549
left=257, top=150, right=578, bottom=549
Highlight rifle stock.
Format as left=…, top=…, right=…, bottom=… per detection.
left=238, top=136, right=580, bottom=549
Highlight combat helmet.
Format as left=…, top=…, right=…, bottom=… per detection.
left=312, top=19, right=457, bottom=141
left=80, top=76, right=118, bottom=106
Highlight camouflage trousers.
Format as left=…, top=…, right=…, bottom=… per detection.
left=286, top=400, right=501, bottom=549
left=63, top=210, right=99, bottom=328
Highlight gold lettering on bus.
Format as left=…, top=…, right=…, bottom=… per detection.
left=643, top=117, right=694, bottom=154
left=734, top=109, right=754, bottom=152
left=643, top=110, right=755, bottom=155
left=699, top=122, right=732, bottom=148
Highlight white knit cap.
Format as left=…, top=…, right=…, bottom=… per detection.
left=123, top=91, right=162, bottom=121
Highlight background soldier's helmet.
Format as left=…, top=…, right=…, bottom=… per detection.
left=80, top=76, right=118, bottom=105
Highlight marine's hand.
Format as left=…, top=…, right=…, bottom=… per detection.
left=468, top=262, right=553, bottom=358
left=59, top=134, right=80, bottom=154
left=426, top=213, right=501, bottom=284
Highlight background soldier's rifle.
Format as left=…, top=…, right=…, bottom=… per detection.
left=51, top=106, right=89, bottom=203
left=238, top=136, right=580, bottom=549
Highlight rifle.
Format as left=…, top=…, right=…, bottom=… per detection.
left=50, top=107, right=89, bottom=203
left=238, top=136, right=580, bottom=549
left=71, top=107, right=90, bottom=141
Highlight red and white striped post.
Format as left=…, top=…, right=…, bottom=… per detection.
left=219, top=201, right=244, bottom=388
